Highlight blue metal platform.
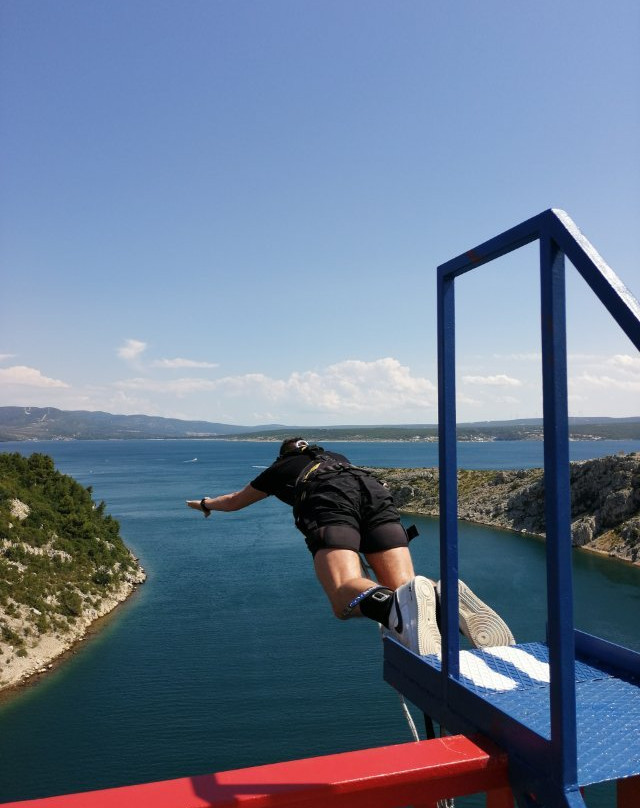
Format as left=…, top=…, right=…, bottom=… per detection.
left=384, top=638, right=640, bottom=791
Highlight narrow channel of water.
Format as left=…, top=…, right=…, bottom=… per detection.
left=0, top=440, right=637, bottom=805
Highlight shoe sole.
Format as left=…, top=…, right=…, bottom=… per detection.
left=413, top=576, right=442, bottom=657
left=456, top=579, right=514, bottom=648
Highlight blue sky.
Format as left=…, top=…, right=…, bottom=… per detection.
left=1, top=1, right=639, bottom=426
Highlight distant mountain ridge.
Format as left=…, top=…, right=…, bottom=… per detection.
left=228, top=418, right=640, bottom=443
left=0, top=406, right=639, bottom=442
left=0, top=407, right=283, bottom=442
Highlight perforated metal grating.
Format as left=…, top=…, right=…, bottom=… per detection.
left=422, top=642, right=640, bottom=785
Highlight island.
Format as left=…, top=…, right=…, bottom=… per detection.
left=0, top=453, right=146, bottom=692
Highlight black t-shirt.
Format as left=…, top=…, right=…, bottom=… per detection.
left=250, top=449, right=350, bottom=506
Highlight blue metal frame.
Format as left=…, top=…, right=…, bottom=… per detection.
left=388, top=209, right=640, bottom=808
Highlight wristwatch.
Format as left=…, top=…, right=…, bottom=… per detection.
left=200, top=497, right=211, bottom=515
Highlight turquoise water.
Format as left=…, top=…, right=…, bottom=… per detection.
left=0, top=439, right=638, bottom=805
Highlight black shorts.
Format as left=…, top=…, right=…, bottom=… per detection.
left=294, top=470, right=409, bottom=557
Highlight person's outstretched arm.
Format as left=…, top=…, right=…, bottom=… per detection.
left=187, top=485, right=268, bottom=517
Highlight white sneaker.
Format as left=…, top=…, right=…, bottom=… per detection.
left=436, top=579, right=515, bottom=648
left=386, top=576, right=441, bottom=657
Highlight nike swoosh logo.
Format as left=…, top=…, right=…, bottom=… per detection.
left=393, top=593, right=403, bottom=633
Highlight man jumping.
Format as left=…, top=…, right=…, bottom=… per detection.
left=187, top=438, right=513, bottom=656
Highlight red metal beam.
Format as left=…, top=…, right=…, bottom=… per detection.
left=486, top=788, right=515, bottom=808
left=618, top=775, right=640, bottom=808
left=0, top=735, right=510, bottom=808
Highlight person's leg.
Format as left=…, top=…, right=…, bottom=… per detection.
left=357, top=481, right=422, bottom=589
left=313, top=537, right=440, bottom=656
left=362, top=522, right=440, bottom=656
left=364, top=545, right=416, bottom=589
left=313, top=547, right=379, bottom=619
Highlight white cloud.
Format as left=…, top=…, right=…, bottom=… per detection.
left=567, top=353, right=640, bottom=401
left=282, top=357, right=436, bottom=414
left=575, top=373, right=640, bottom=392
left=4, top=351, right=633, bottom=425
left=0, top=353, right=16, bottom=363
left=117, top=339, right=147, bottom=362
left=0, top=357, right=429, bottom=421
left=609, top=354, right=640, bottom=373
left=151, top=358, right=218, bottom=369
left=492, top=352, right=541, bottom=362
left=456, top=393, right=483, bottom=407
left=115, top=357, right=437, bottom=417
left=462, top=374, right=523, bottom=387
left=116, top=377, right=218, bottom=396
left=0, top=365, right=69, bottom=388
left=568, top=353, right=611, bottom=363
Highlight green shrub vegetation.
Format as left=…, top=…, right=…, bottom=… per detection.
left=0, top=452, right=137, bottom=645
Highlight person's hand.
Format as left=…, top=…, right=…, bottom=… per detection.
left=186, top=499, right=211, bottom=518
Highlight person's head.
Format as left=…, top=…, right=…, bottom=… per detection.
left=278, top=437, right=309, bottom=456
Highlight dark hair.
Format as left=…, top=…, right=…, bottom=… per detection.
left=279, top=437, right=308, bottom=456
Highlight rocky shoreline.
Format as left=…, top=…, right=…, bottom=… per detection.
left=373, top=452, right=640, bottom=565
left=1, top=453, right=149, bottom=695
left=0, top=562, right=146, bottom=694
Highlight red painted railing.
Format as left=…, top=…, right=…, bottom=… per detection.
left=0, top=735, right=513, bottom=808
left=3, top=732, right=638, bottom=807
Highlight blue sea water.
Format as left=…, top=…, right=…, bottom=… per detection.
left=0, top=439, right=639, bottom=805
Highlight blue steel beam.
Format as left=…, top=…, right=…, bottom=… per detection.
left=547, top=209, right=640, bottom=352
left=539, top=228, right=577, bottom=790
left=437, top=211, right=544, bottom=280
left=438, top=208, right=640, bottom=353
left=437, top=269, right=460, bottom=683
left=574, top=631, right=640, bottom=678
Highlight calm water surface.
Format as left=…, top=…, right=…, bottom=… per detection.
left=0, top=440, right=638, bottom=805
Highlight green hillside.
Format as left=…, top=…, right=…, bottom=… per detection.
left=0, top=453, right=141, bottom=660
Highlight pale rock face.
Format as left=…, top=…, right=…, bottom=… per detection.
left=599, top=489, right=633, bottom=526
left=9, top=499, right=29, bottom=521
left=571, top=516, right=596, bottom=547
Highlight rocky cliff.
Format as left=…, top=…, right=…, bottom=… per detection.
left=372, top=453, right=640, bottom=564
